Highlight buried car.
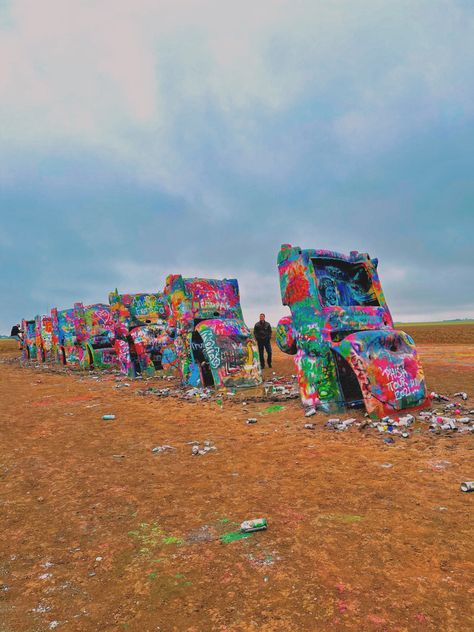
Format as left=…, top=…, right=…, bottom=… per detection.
left=164, top=275, right=262, bottom=388
left=21, top=318, right=37, bottom=360
left=276, top=244, right=428, bottom=418
left=51, top=306, right=80, bottom=365
left=35, top=314, right=54, bottom=362
left=74, top=302, right=120, bottom=369
left=109, top=290, right=175, bottom=377
left=51, top=303, right=118, bottom=369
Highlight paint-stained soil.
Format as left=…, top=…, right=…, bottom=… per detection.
left=0, top=329, right=473, bottom=632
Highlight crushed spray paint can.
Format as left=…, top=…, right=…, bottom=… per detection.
left=305, top=407, right=316, bottom=417
left=430, top=392, right=450, bottom=402
left=246, top=418, right=257, bottom=424
left=460, top=481, right=474, bottom=492
left=102, top=414, right=116, bottom=420
left=401, top=431, right=410, bottom=438
left=304, top=423, right=315, bottom=430
left=241, top=518, right=268, bottom=532
left=454, top=392, right=468, bottom=401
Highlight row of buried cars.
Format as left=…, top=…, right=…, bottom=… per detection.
left=22, top=274, right=261, bottom=389
left=21, top=246, right=429, bottom=419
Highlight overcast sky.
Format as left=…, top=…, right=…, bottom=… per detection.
left=1, top=0, right=473, bottom=332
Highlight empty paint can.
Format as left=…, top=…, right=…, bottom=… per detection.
left=241, top=518, right=268, bottom=532
left=460, top=481, right=474, bottom=492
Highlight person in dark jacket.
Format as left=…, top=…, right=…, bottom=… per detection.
left=254, top=313, right=272, bottom=369
left=10, top=324, right=23, bottom=349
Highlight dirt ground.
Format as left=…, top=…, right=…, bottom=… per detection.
left=1, top=329, right=473, bottom=632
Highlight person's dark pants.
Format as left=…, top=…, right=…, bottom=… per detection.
left=257, top=339, right=272, bottom=369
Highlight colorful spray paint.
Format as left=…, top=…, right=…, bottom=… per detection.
left=51, top=306, right=81, bottom=365
left=35, top=314, right=54, bottom=362
left=21, top=318, right=37, bottom=360
left=109, top=290, right=176, bottom=377
left=276, top=244, right=428, bottom=419
left=74, top=302, right=120, bottom=370
left=50, top=303, right=119, bottom=369
left=164, top=275, right=262, bottom=388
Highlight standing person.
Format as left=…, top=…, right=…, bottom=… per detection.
left=254, top=313, right=272, bottom=369
left=10, top=323, right=22, bottom=349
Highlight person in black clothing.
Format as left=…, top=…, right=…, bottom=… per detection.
left=254, top=313, right=272, bottom=369
left=10, top=324, right=23, bottom=349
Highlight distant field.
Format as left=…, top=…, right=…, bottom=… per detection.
left=0, top=339, right=18, bottom=354
left=396, top=320, right=474, bottom=326
left=396, top=322, right=474, bottom=345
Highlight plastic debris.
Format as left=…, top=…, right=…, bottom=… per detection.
left=460, top=481, right=474, bottom=492
left=304, top=423, right=316, bottom=430
left=102, top=414, right=115, bottom=421
left=454, top=392, right=468, bottom=401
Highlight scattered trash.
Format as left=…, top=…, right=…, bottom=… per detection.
left=430, top=392, right=450, bottom=402
left=102, top=414, right=115, bottom=421
left=304, top=423, right=316, bottom=430
left=112, top=454, right=125, bottom=459
left=401, top=431, right=410, bottom=438
left=454, top=392, right=468, bottom=401
left=381, top=463, right=393, bottom=468
left=460, top=481, right=474, bottom=492
left=305, top=407, right=316, bottom=417
left=383, top=437, right=395, bottom=445
left=191, top=441, right=217, bottom=456
left=151, top=445, right=174, bottom=454
left=241, top=518, right=268, bottom=533
left=246, top=418, right=258, bottom=424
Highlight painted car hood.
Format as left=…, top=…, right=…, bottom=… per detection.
left=195, top=319, right=251, bottom=370
left=333, top=329, right=427, bottom=411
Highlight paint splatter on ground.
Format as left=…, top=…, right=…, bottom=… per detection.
left=0, top=332, right=473, bottom=631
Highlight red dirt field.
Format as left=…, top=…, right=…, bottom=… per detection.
left=1, top=332, right=473, bottom=632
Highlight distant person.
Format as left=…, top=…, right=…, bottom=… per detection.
left=254, top=313, right=272, bottom=369
left=10, top=323, right=22, bottom=349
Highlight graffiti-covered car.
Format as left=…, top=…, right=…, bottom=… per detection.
left=21, top=318, right=37, bottom=360
left=74, top=302, right=120, bottom=369
left=35, top=314, right=54, bottom=362
left=276, top=244, right=428, bottom=418
left=164, top=275, right=262, bottom=388
left=109, top=290, right=175, bottom=377
left=51, top=306, right=80, bottom=365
